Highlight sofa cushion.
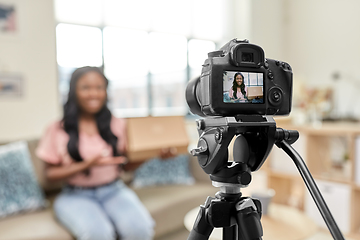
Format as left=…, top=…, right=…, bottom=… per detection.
left=0, top=141, right=47, bottom=218
left=133, top=182, right=216, bottom=239
left=132, top=154, right=195, bottom=188
left=27, top=139, right=64, bottom=193
left=0, top=209, right=73, bottom=240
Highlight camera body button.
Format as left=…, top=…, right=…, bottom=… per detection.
left=264, top=61, right=269, bottom=69
left=267, top=71, right=274, bottom=80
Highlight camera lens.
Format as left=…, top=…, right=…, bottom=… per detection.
left=185, top=76, right=206, bottom=117
left=241, top=52, right=254, bottom=63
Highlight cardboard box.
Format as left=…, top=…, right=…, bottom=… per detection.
left=247, top=86, right=263, bottom=100
left=126, top=116, right=189, bottom=162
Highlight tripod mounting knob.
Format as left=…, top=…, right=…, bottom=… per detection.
left=190, top=138, right=208, bottom=157
left=238, top=171, right=252, bottom=185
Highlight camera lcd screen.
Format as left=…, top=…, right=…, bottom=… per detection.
left=223, top=71, right=264, bottom=103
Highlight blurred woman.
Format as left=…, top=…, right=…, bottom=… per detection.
left=36, top=66, right=155, bottom=240
left=229, top=72, right=248, bottom=102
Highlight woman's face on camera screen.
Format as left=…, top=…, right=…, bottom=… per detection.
left=76, top=71, right=107, bottom=114
left=235, top=74, right=243, bottom=86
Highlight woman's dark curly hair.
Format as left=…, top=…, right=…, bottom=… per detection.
left=232, top=72, right=246, bottom=99
left=62, top=66, right=119, bottom=162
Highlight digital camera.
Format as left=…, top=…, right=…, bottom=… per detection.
left=186, top=39, right=293, bottom=117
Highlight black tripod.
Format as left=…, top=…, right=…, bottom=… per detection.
left=188, top=182, right=263, bottom=240
left=187, top=116, right=345, bottom=240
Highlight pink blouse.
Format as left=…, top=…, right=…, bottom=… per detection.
left=36, top=117, right=127, bottom=187
left=229, top=86, right=248, bottom=100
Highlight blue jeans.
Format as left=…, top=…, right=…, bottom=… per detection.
left=53, top=180, right=155, bottom=240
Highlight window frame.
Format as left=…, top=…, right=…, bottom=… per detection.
left=55, top=21, right=218, bottom=117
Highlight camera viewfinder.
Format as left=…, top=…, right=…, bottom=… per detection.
left=241, top=52, right=254, bottom=63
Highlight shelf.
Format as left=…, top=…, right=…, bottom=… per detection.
left=352, top=184, right=360, bottom=191
left=267, top=122, right=360, bottom=236
left=267, top=170, right=301, bottom=180
left=293, top=122, right=360, bottom=136
left=267, top=170, right=304, bottom=209
left=351, top=190, right=360, bottom=234
left=348, top=232, right=360, bottom=240
left=312, top=174, right=352, bottom=185
left=269, top=166, right=351, bottom=184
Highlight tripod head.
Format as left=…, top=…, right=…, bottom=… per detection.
left=190, top=115, right=277, bottom=187
left=188, top=115, right=344, bottom=240
left=188, top=115, right=278, bottom=240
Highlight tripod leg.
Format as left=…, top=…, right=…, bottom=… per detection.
left=223, top=226, right=237, bottom=240
left=236, top=213, right=262, bottom=240
left=187, top=205, right=214, bottom=240
left=236, top=198, right=263, bottom=240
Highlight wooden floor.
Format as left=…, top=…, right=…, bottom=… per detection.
left=155, top=227, right=191, bottom=240
left=155, top=227, right=357, bottom=240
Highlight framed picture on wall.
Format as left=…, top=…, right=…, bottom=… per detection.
left=0, top=74, right=23, bottom=97
left=0, top=2, right=16, bottom=33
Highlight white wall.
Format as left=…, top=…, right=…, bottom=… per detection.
left=0, top=0, right=60, bottom=141
left=249, top=0, right=286, bottom=61
left=234, top=0, right=360, bottom=118
left=285, top=0, right=360, bottom=85
left=245, top=0, right=360, bottom=84
left=285, top=0, right=360, bottom=117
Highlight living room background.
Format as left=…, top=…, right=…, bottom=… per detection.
left=1, top=0, right=360, bottom=141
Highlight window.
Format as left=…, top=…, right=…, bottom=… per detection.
left=56, top=23, right=103, bottom=103
left=245, top=72, right=264, bottom=87
left=55, top=0, right=222, bottom=117
left=56, top=24, right=103, bottom=68
left=103, top=27, right=149, bottom=117
left=149, top=32, right=188, bottom=116
left=188, top=39, right=216, bottom=79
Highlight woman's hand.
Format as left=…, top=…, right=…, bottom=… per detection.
left=122, top=148, right=177, bottom=172
left=85, top=154, right=103, bottom=166
left=96, top=156, right=128, bottom=165
left=45, top=154, right=103, bottom=181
